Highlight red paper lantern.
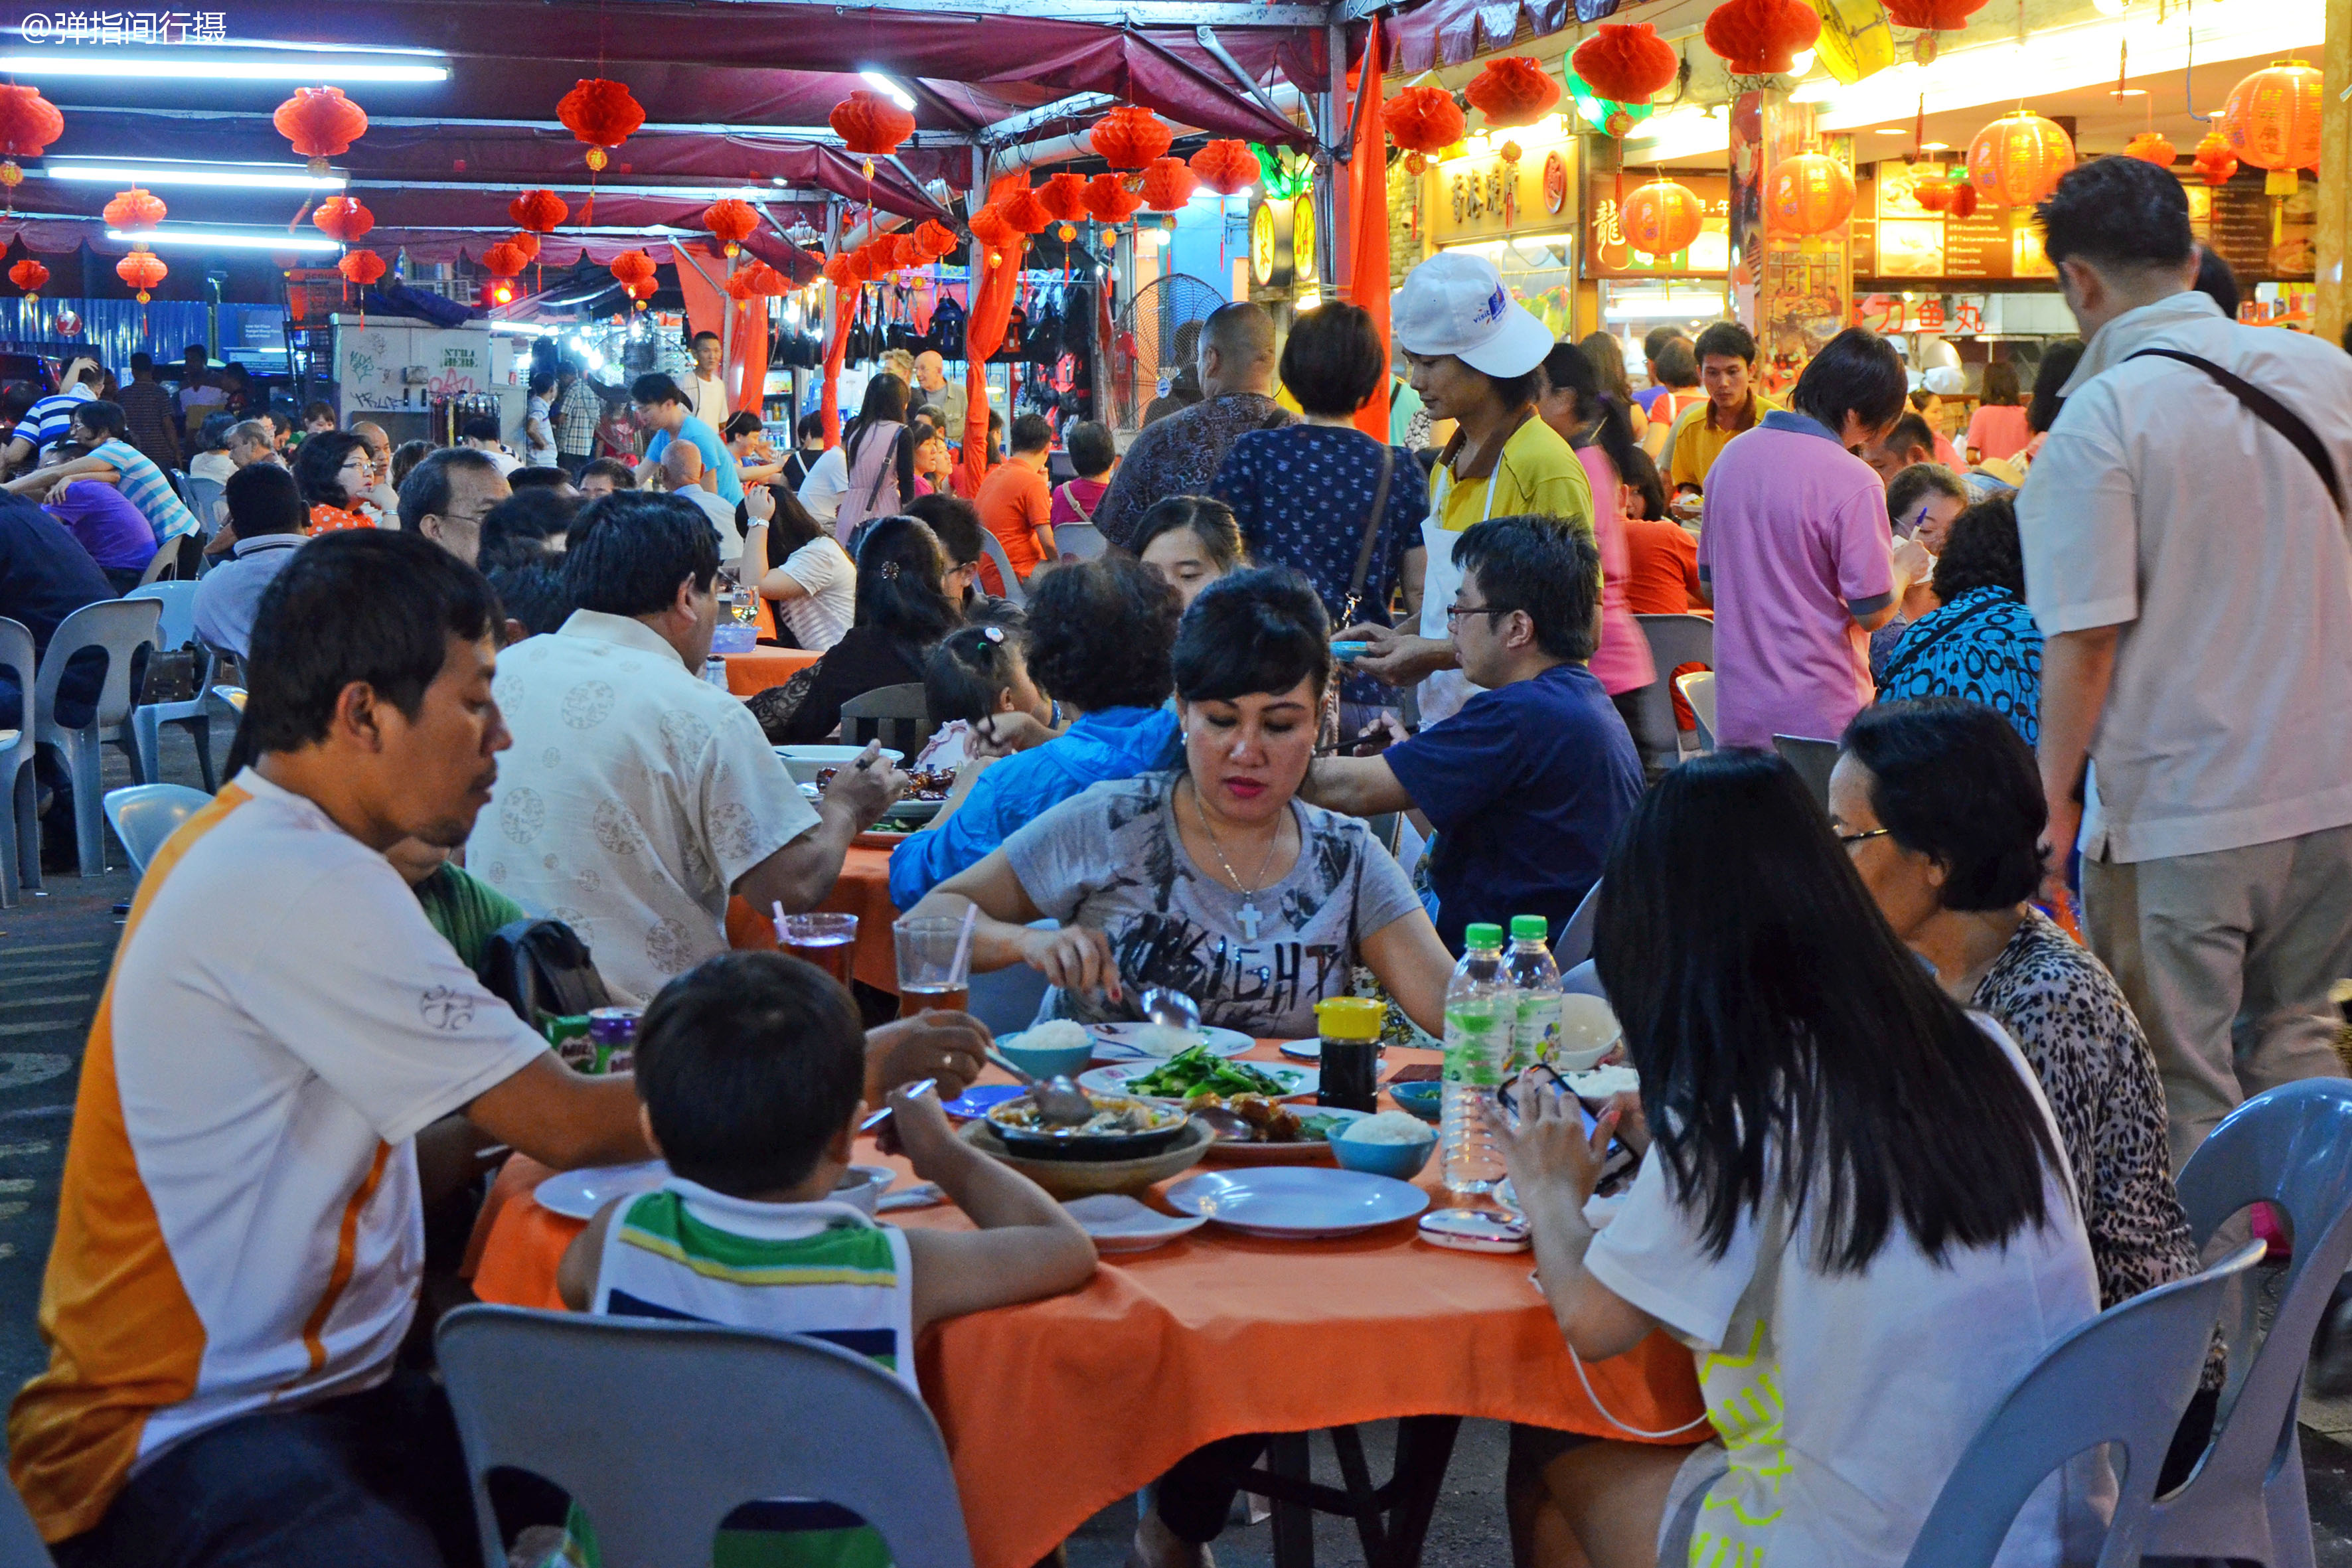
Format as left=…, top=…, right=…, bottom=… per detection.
left=1572, top=24, right=1680, bottom=106
left=967, top=204, right=1012, bottom=249
left=274, top=86, right=366, bottom=175
left=1882, top=0, right=1987, bottom=29
left=1190, top=140, right=1258, bottom=197
left=1141, top=157, right=1198, bottom=212
left=2193, top=131, right=2240, bottom=187
left=558, top=78, right=645, bottom=171
left=703, top=197, right=759, bottom=257
left=823, top=252, right=856, bottom=289
left=312, top=195, right=373, bottom=244
left=1909, top=165, right=1952, bottom=211
left=1001, top=186, right=1053, bottom=236
left=1083, top=173, right=1147, bottom=226
left=1705, top=0, right=1821, bottom=76
left=2124, top=131, right=2177, bottom=169
left=852, top=241, right=890, bottom=281
left=625, top=279, right=655, bottom=310
left=829, top=90, right=915, bottom=160
left=1620, top=179, right=1705, bottom=256
left=912, top=219, right=960, bottom=260
left=103, top=185, right=167, bottom=232
left=339, top=249, right=386, bottom=287
left=0, top=85, right=62, bottom=160
left=1766, top=151, right=1856, bottom=236
left=510, top=189, right=568, bottom=233
left=1950, top=183, right=1979, bottom=219
left=2221, top=59, right=2323, bottom=173
left=726, top=265, right=767, bottom=301
left=480, top=240, right=530, bottom=279
left=1039, top=171, right=1091, bottom=222
left=116, top=250, right=167, bottom=301
left=1464, top=56, right=1561, bottom=128
left=9, top=258, right=48, bottom=299
left=508, top=231, right=542, bottom=263
left=1967, top=110, right=2075, bottom=207
left=1384, top=85, right=1466, bottom=155
left=1090, top=106, right=1173, bottom=171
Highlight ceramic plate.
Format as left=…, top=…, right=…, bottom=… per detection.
left=1086, top=1023, right=1257, bottom=1061
left=1077, top=1063, right=1316, bottom=1102
left=1061, top=1193, right=1208, bottom=1253
left=1198, top=1105, right=1369, bottom=1166
left=1277, top=1038, right=1322, bottom=1061
left=534, top=1160, right=668, bottom=1221
left=1164, top=1166, right=1431, bottom=1239
left=853, top=829, right=910, bottom=848
left=877, top=797, right=943, bottom=827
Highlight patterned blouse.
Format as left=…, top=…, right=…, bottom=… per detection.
left=1973, top=910, right=2209, bottom=1347
left=1878, top=585, right=2044, bottom=744
left=1089, top=392, right=1295, bottom=550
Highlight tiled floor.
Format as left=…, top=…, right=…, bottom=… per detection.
left=7, top=729, right=2352, bottom=1565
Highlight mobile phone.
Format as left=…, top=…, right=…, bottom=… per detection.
left=1497, top=1065, right=1599, bottom=1138
left=1330, top=641, right=1368, bottom=661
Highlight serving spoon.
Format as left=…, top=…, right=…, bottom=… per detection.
left=1139, top=986, right=1203, bottom=1034
left=984, top=1049, right=1095, bottom=1127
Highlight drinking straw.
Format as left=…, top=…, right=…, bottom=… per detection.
left=949, top=901, right=979, bottom=985
left=773, top=900, right=789, bottom=943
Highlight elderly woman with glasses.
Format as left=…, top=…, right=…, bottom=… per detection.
left=292, top=430, right=396, bottom=533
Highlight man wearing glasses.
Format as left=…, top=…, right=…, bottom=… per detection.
left=1298, top=516, right=1642, bottom=954
left=396, top=447, right=510, bottom=568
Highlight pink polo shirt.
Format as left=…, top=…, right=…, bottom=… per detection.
left=1696, top=414, right=1895, bottom=749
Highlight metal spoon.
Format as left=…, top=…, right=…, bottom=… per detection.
left=984, top=1049, right=1095, bottom=1127
left=1139, top=986, right=1203, bottom=1034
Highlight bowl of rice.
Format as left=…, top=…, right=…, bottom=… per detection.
left=997, top=1020, right=1095, bottom=1081
left=1327, top=1109, right=1438, bottom=1180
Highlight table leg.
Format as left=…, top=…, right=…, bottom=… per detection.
left=1267, top=1432, right=1315, bottom=1568
left=1377, top=1416, right=1462, bottom=1568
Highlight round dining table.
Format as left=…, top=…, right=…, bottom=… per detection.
left=466, top=1043, right=1707, bottom=1568
left=724, top=843, right=902, bottom=992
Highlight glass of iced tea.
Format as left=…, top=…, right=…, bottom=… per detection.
left=893, top=915, right=973, bottom=1018
left=777, top=913, right=858, bottom=989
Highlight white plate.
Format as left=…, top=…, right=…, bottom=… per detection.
left=1277, top=1038, right=1322, bottom=1061
left=1199, top=1104, right=1368, bottom=1164
left=774, top=744, right=905, bottom=785
left=1078, top=1063, right=1316, bottom=1101
left=535, top=1162, right=894, bottom=1221
left=1087, top=1023, right=1257, bottom=1061
left=878, top=796, right=943, bottom=826
left=1165, top=1166, right=1431, bottom=1238
left=1061, top=1194, right=1207, bottom=1253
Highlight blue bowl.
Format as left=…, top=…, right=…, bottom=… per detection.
left=1387, top=1081, right=1442, bottom=1124
left=1329, top=1123, right=1438, bottom=1180
left=997, top=1035, right=1095, bottom=1082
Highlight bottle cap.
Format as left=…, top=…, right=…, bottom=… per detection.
left=1464, top=922, right=1505, bottom=949
left=1509, top=914, right=1549, bottom=941
left=1314, top=996, right=1386, bottom=1042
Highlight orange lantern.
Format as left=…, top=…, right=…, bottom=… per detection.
left=0, top=85, right=62, bottom=205
left=703, top=198, right=759, bottom=257
left=1620, top=179, right=1705, bottom=256
left=2222, top=58, right=2321, bottom=195
left=1189, top=140, right=1258, bottom=196
left=339, top=248, right=386, bottom=287
left=829, top=90, right=915, bottom=163
left=1038, top=172, right=1091, bottom=223
left=9, top=258, right=47, bottom=299
left=2192, top=131, right=2240, bottom=187
left=968, top=204, right=1012, bottom=250
left=609, top=249, right=657, bottom=289
left=1883, top=0, right=1987, bottom=27
left=1911, top=164, right=1952, bottom=212
left=274, top=86, right=366, bottom=175
left=1083, top=172, right=1147, bottom=226
left=104, top=185, right=167, bottom=233
left=510, top=189, right=568, bottom=233
left=726, top=265, right=767, bottom=302
left=1089, top=106, right=1172, bottom=171
left=1384, top=85, right=1466, bottom=155
left=116, top=250, right=167, bottom=302
left=1766, top=151, right=1855, bottom=237
left=911, top=219, right=961, bottom=260
left=1464, top=56, right=1560, bottom=129
left=558, top=78, right=645, bottom=171
left=1573, top=24, right=1680, bottom=106
left=1967, top=110, right=2074, bottom=207
left=2123, top=131, right=2176, bottom=168
left=480, top=240, right=530, bottom=279
left=625, top=279, right=656, bottom=310
left=508, top=231, right=542, bottom=263
left=312, top=195, right=374, bottom=244
left=822, top=251, right=856, bottom=289
left=1705, top=0, right=1821, bottom=76
left=1001, top=186, right=1053, bottom=236
left=1141, top=156, right=1198, bottom=212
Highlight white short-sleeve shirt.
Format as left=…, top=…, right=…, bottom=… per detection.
left=467, top=610, right=821, bottom=1003
left=8, top=771, right=549, bottom=1541
left=776, top=535, right=855, bottom=651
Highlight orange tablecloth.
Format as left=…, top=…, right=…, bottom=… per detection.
left=724, top=844, right=900, bottom=992
left=723, top=645, right=821, bottom=697
left=469, top=1047, right=1705, bottom=1568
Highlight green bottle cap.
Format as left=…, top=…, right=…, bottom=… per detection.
left=1464, top=922, right=1505, bottom=949
left=1509, top=914, right=1549, bottom=941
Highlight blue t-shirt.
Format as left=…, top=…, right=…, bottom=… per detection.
left=645, top=414, right=744, bottom=504
left=888, top=705, right=1182, bottom=911
left=1383, top=661, right=1642, bottom=953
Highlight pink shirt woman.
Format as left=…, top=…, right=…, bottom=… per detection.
left=1577, top=445, right=1658, bottom=698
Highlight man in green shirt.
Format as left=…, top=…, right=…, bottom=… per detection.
left=387, top=838, right=527, bottom=973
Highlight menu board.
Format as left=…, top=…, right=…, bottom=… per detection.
left=2192, top=175, right=2314, bottom=280
left=1942, top=210, right=2013, bottom=279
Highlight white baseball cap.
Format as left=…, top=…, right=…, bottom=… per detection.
left=1391, top=252, right=1555, bottom=378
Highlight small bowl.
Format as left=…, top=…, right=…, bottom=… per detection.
left=1387, top=1081, right=1442, bottom=1125
left=833, top=1163, right=896, bottom=1215
left=774, top=744, right=906, bottom=786
left=997, top=1034, right=1095, bottom=1082
left=1329, top=1125, right=1437, bottom=1180
left=1553, top=994, right=1624, bottom=1071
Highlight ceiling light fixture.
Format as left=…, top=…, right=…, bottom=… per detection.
left=0, top=50, right=447, bottom=81
left=107, top=226, right=341, bottom=252
left=858, top=70, right=917, bottom=111
left=48, top=161, right=345, bottom=191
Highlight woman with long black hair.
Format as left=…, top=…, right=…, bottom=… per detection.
left=830, top=372, right=918, bottom=542
left=759, top=513, right=960, bottom=744
left=1502, top=751, right=2099, bottom=1568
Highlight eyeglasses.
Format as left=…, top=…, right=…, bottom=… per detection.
left=1836, top=826, right=1892, bottom=848
left=1443, top=602, right=1516, bottom=627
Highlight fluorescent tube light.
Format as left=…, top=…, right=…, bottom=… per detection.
left=48, top=163, right=345, bottom=191
left=108, top=227, right=341, bottom=252
left=0, top=50, right=446, bottom=81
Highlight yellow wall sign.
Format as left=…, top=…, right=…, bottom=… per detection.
left=1427, top=139, right=1579, bottom=246
left=1252, top=197, right=1316, bottom=288
left=1251, top=199, right=1282, bottom=287
left=1293, top=198, right=1318, bottom=283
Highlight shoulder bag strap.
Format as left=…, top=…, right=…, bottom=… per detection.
left=1338, top=443, right=1397, bottom=627
left=2126, top=347, right=2343, bottom=514
left=1876, top=592, right=2009, bottom=688
left=1055, top=480, right=1093, bottom=521
left=862, top=425, right=902, bottom=510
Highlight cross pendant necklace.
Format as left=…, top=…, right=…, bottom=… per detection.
left=1188, top=779, right=1281, bottom=943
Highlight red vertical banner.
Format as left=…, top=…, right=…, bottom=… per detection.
left=821, top=286, right=854, bottom=446
left=961, top=172, right=1032, bottom=494
left=1348, top=18, right=1392, bottom=444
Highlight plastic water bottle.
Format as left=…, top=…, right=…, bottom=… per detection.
left=1505, top=914, right=1564, bottom=1073
left=1441, top=923, right=1512, bottom=1196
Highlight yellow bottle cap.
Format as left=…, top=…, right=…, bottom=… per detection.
left=1314, top=996, right=1386, bottom=1042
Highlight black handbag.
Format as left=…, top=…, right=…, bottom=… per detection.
left=477, top=917, right=613, bottom=1028
left=137, top=643, right=201, bottom=706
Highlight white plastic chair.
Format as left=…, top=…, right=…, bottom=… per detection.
left=0, top=618, right=38, bottom=908
left=103, top=783, right=211, bottom=878
left=1901, top=1238, right=2268, bottom=1568
left=34, top=597, right=161, bottom=876
left=1056, top=521, right=1106, bottom=562
left=1633, top=613, right=1713, bottom=764
left=1676, top=670, right=1717, bottom=753
left=1772, top=735, right=1840, bottom=811
left=978, top=530, right=1026, bottom=607
left=124, top=582, right=216, bottom=793
left=436, top=1305, right=975, bottom=1568
left=1552, top=878, right=1603, bottom=971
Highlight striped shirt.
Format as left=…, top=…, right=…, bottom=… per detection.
left=11, top=386, right=93, bottom=457
left=90, top=437, right=199, bottom=544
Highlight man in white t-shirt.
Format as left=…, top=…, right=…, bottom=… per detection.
left=676, top=330, right=730, bottom=428
left=796, top=440, right=849, bottom=525
left=461, top=415, right=523, bottom=477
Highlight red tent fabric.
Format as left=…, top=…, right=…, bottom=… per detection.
left=1385, top=0, right=1571, bottom=74
left=961, top=172, right=1033, bottom=493
left=1347, top=19, right=1390, bottom=445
